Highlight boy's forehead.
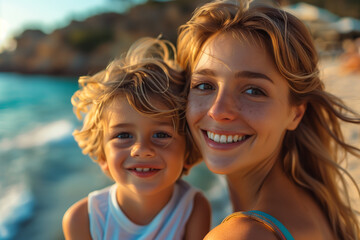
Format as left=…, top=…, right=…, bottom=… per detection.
left=103, top=94, right=173, bottom=125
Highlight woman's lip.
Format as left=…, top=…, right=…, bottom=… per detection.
left=202, top=129, right=248, bottom=135
left=201, top=130, right=251, bottom=150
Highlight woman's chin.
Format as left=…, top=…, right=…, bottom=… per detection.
left=203, top=156, right=236, bottom=175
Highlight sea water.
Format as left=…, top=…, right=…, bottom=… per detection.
left=0, top=73, right=231, bottom=240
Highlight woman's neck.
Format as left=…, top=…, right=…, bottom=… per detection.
left=226, top=160, right=287, bottom=212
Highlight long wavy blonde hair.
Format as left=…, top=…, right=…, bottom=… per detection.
left=177, top=1, right=360, bottom=239
left=71, top=37, right=201, bottom=170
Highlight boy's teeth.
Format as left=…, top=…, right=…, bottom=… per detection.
left=206, top=131, right=247, bottom=143
left=135, top=168, right=151, bottom=172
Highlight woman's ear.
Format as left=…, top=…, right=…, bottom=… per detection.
left=287, top=103, right=306, bottom=131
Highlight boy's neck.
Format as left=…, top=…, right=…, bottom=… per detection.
left=115, top=184, right=175, bottom=225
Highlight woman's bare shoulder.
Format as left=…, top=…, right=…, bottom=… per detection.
left=62, top=197, right=91, bottom=240
left=204, top=215, right=278, bottom=240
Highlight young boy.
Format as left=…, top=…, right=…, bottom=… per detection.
left=62, top=38, right=211, bottom=240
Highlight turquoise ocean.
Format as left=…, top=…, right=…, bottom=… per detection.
left=0, top=73, right=231, bottom=240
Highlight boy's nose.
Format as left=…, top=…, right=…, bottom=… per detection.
left=130, top=141, right=155, bottom=158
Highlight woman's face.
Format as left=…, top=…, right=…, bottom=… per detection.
left=186, top=33, right=304, bottom=175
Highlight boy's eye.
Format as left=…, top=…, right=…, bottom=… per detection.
left=153, top=132, right=171, bottom=138
left=193, top=82, right=214, bottom=90
left=244, top=87, right=266, bottom=96
left=116, top=132, right=133, bottom=139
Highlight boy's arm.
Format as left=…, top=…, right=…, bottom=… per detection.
left=62, top=197, right=92, bottom=240
left=184, top=192, right=212, bottom=240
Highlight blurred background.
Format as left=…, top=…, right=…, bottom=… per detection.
left=0, top=0, right=359, bottom=239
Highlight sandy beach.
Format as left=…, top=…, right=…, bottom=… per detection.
left=320, top=57, right=360, bottom=214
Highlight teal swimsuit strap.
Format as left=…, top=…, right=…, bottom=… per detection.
left=245, top=210, right=294, bottom=240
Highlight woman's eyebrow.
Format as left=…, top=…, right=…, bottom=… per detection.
left=192, top=69, right=216, bottom=77
left=192, top=69, right=274, bottom=83
left=235, top=71, right=274, bottom=83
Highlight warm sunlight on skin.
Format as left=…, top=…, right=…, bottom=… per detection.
left=186, top=33, right=304, bottom=177
left=100, top=95, right=187, bottom=201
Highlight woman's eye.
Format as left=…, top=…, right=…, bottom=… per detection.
left=153, top=132, right=171, bottom=139
left=116, top=132, right=133, bottom=139
left=244, top=87, right=266, bottom=96
left=193, top=83, right=214, bottom=90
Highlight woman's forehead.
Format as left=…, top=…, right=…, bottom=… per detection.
left=194, top=32, right=272, bottom=70
left=193, top=31, right=269, bottom=70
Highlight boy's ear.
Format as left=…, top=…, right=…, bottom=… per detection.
left=182, top=163, right=192, bottom=175
left=182, top=152, right=193, bottom=175
left=98, top=159, right=108, bottom=172
left=287, top=103, right=306, bottom=131
left=98, top=156, right=112, bottom=179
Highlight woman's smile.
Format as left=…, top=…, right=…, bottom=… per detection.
left=205, top=130, right=251, bottom=144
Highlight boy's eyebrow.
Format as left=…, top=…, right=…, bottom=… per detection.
left=192, top=69, right=273, bottom=83
left=109, top=121, right=173, bottom=129
left=109, top=123, right=132, bottom=129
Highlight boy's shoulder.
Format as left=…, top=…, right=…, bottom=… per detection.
left=62, top=197, right=91, bottom=240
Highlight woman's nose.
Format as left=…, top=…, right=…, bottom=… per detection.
left=130, top=140, right=155, bottom=158
left=208, top=90, right=237, bottom=122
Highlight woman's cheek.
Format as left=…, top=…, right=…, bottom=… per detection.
left=186, top=95, right=204, bottom=126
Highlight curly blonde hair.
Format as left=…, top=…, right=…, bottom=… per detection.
left=177, top=1, right=360, bottom=239
left=71, top=37, right=201, bottom=169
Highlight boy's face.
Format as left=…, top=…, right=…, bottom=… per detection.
left=100, top=95, right=186, bottom=197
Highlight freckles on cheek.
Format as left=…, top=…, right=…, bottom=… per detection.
left=187, top=100, right=205, bottom=120
left=242, top=103, right=266, bottom=117
left=188, top=95, right=208, bottom=110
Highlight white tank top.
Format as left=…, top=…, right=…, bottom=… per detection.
left=88, top=180, right=198, bottom=240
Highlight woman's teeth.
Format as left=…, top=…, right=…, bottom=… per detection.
left=207, top=131, right=248, bottom=143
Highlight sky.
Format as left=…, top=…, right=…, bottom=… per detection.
left=0, top=0, right=146, bottom=52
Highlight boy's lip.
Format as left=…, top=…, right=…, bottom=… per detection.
left=125, top=164, right=163, bottom=178
left=125, top=163, right=162, bottom=169
left=126, top=166, right=162, bottom=178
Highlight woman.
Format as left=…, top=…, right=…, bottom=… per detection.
left=177, top=0, right=360, bottom=239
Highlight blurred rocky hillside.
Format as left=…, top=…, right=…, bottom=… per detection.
left=0, top=0, right=206, bottom=76
left=286, top=0, right=360, bottom=19
left=0, top=0, right=359, bottom=76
